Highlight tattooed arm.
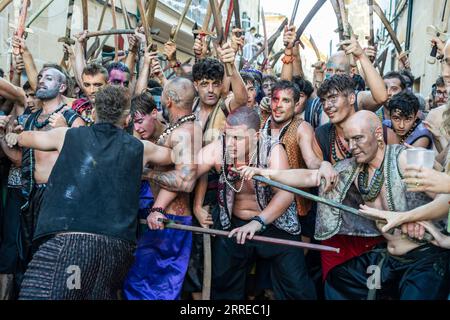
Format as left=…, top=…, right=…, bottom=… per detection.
left=142, top=140, right=174, bottom=167
left=143, top=127, right=199, bottom=193
left=143, top=164, right=197, bottom=193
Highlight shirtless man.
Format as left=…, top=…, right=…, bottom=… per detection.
left=189, top=40, right=248, bottom=299
left=124, top=77, right=201, bottom=300
left=4, top=67, right=84, bottom=263
left=324, top=111, right=449, bottom=300
left=313, top=75, right=393, bottom=279
left=197, top=107, right=318, bottom=300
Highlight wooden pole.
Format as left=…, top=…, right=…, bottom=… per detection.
left=162, top=219, right=340, bottom=253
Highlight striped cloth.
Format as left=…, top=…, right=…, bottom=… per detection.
left=19, top=233, right=135, bottom=300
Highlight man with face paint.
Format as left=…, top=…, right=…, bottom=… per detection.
left=312, top=75, right=389, bottom=279
left=281, top=29, right=387, bottom=130
left=261, top=80, right=338, bottom=211
left=72, top=63, right=109, bottom=125
left=323, top=110, right=449, bottom=300
left=106, top=62, right=131, bottom=89
left=4, top=67, right=85, bottom=266
left=125, top=77, right=201, bottom=300
left=197, top=107, right=319, bottom=300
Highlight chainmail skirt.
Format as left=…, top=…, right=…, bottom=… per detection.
left=19, top=233, right=135, bottom=300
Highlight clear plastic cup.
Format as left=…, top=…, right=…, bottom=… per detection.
left=405, top=148, right=435, bottom=169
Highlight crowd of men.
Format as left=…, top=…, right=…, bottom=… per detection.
left=0, top=4, right=450, bottom=301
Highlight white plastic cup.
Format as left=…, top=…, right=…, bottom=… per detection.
left=405, top=148, right=435, bottom=169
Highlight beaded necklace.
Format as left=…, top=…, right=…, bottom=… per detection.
left=398, top=119, right=420, bottom=145
left=330, top=125, right=352, bottom=163
left=156, top=114, right=196, bottom=145
left=33, top=103, right=66, bottom=129
left=357, top=160, right=385, bottom=202
left=221, top=138, right=258, bottom=193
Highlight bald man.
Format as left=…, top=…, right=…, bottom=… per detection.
left=323, top=111, right=449, bottom=300
left=124, top=77, right=201, bottom=300
left=3, top=66, right=85, bottom=265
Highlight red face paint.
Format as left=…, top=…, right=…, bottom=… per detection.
left=271, top=90, right=281, bottom=110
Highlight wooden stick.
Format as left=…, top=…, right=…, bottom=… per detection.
left=82, top=0, right=88, bottom=31
left=26, top=0, right=55, bottom=28
left=13, top=0, right=30, bottom=56
left=119, top=0, right=130, bottom=29
left=110, top=0, right=119, bottom=62
left=0, top=0, right=12, bottom=13
left=136, top=0, right=150, bottom=46
left=162, top=220, right=340, bottom=253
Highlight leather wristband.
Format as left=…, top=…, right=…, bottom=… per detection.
left=149, top=207, right=166, bottom=215
left=251, top=216, right=267, bottom=232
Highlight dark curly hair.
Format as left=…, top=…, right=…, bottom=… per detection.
left=293, top=76, right=314, bottom=98
left=272, top=80, right=301, bottom=103
left=95, top=85, right=130, bottom=124
left=388, top=90, right=419, bottom=118
left=192, top=58, right=224, bottom=82
left=317, top=74, right=355, bottom=99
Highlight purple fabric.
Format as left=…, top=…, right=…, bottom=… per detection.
left=123, top=214, right=192, bottom=300
left=138, top=181, right=154, bottom=219
left=383, top=120, right=434, bottom=149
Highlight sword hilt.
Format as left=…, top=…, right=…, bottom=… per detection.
left=428, top=44, right=438, bottom=64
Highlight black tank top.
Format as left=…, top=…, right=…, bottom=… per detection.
left=34, top=123, right=143, bottom=243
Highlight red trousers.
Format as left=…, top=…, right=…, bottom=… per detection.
left=321, top=235, right=385, bottom=281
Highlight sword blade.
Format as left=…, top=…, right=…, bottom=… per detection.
left=372, top=0, right=403, bottom=54
left=309, top=35, right=321, bottom=61
left=290, top=0, right=300, bottom=26
left=110, top=0, right=119, bottom=62
left=0, top=0, right=12, bottom=13
left=170, top=0, right=192, bottom=42
left=14, top=0, right=29, bottom=56
left=295, top=0, right=326, bottom=42
left=368, top=0, right=375, bottom=46
left=26, top=0, right=55, bottom=28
